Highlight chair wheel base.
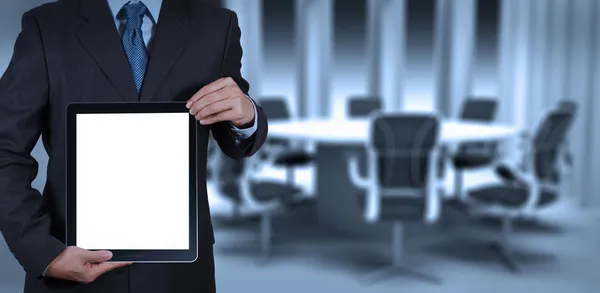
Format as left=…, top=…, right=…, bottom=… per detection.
left=360, top=265, right=442, bottom=285
left=488, top=242, right=520, bottom=273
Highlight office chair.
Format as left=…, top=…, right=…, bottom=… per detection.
left=346, top=113, right=445, bottom=283
left=464, top=110, right=573, bottom=272
left=213, top=152, right=304, bottom=261
left=496, top=101, right=577, bottom=193
left=347, top=96, right=383, bottom=118
left=452, top=98, right=499, bottom=199
left=258, top=98, right=314, bottom=188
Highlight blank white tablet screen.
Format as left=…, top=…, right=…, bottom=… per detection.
left=75, top=113, right=190, bottom=250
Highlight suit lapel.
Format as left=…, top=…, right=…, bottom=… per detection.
left=76, top=0, right=139, bottom=102
left=139, top=0, right=192, bottom=101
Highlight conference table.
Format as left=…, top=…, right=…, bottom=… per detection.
left=268, top=118, right=518, bottom=236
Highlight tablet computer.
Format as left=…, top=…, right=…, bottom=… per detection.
left=66, top=102, right=198, bottom=262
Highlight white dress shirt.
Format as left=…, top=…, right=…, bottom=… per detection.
left=107, top=0, right=258, bottom=140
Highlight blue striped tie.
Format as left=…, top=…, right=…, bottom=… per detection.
left=121, top=2, right=148, bottom=94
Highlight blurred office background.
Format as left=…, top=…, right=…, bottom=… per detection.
left=2, top=0, right=600, bottom=292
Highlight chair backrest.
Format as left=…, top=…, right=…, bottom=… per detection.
left=460, top=98, right=498, bottom=121
left=257, top=97, right=291, bottom=147
left=347, top=96, right=382, bottom=118
left=258, top=98, right=291, bottom=120
left=556, top=100, right=577, bottom=115
left=458, top=98, right=499, bottom=153
left=532, top=110, right=574, bottom=182
left=553, top=101, right=577, bottom=141
left=369, top=114, right=440, bottom=190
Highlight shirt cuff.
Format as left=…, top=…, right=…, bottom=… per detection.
left=230, top=95, right=258, bottom=142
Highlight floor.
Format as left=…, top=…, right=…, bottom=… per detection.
left=1, top=166, right=599, bottom=293
left=212, top=205, right=600, bottom=293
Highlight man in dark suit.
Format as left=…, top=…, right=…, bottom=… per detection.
left=0, top=0, right=268, bottom=292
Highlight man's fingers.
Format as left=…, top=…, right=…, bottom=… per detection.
left=194, top=99, right=234, bottom=121
left=81, top=250, right=112, bottom=263
left=102, top=262, right=132, bottom=270
left=188, top=91, right=230, bottom=115
left=198, top=109, right=237, bottom=125
left=187, top=77, right=232, bottom=105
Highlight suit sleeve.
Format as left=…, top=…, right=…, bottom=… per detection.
left=0, top=11, right=65, bottom=276
left=212, top=10, right=268, bottom=160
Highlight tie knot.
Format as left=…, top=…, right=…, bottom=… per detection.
left=121, top=1, right=148, bottom=30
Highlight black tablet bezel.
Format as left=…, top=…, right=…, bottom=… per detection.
left=66, top=102, right=198, bottom=263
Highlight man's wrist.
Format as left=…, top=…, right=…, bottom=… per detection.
left=233, top=117, right=255, bottom=129
left=229, top=95, right=258, bottom=140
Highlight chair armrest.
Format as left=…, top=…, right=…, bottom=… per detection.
left=521, top=176, right=541, bottom=214
left=238, top=175, right=261, bottom=208
left=346, top=153, right=371, bottom=189
left=238, top=159, right=281, bottom=211
left=344, top=151, right=381, bottom=222
left=424, top=147, right=444, bottom=223
left=495, top=163, right=525, bottom=185
left=497, top=135, right=542, bottom=214
left=515, top=152, right=541, bottom=213
left=435, top=146, right=448, bottom=188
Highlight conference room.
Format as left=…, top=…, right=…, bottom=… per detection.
left=204, top=0, right=600, bottom=292
left=1, top=0, right=599, bottom=292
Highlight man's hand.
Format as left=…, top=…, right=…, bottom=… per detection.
left=186, top=77, right=255, bottom=127
left=45, top=247, right=131, bottom=284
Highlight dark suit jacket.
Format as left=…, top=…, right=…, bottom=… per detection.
left=0, top=0, right=268, bottom=292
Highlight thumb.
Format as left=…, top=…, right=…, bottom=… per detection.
left=82, top=250, right=113, bottom=263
